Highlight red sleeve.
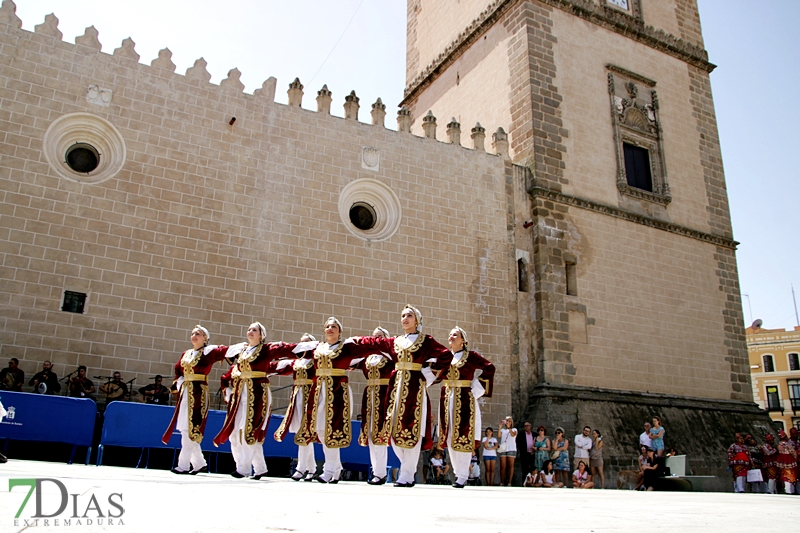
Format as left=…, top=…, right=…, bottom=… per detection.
left=220, top=367, right=232, bottom=390
left=425, top=335, right=452, bottom=369
left=345, top=336, right=396, bottom=360
left=472, top=351, right=495, bottom=398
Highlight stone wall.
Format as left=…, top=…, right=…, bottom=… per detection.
left=0, top=4, right=514, bottom=421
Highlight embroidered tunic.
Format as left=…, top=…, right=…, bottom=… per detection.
left=776, top=439, right=798, bottom=483
left=213, top=342, right=294, bottom=446
left=357, top=334, right=450, bottom=450
left=353, top=353, right=395, bottom=446
left=727, top=442, right=750, bottom=477
left=299, top=340, right=377, bottom=448
left=271, top=344, right=316, bottom=445
left=162, top=344, right=228, bottom=444
left=435, top=349, right=495, bottom=453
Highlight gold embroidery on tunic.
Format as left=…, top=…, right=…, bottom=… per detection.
left=389, top=335, right=425, bottom=448
left=181, top=348, right=205, bottom=443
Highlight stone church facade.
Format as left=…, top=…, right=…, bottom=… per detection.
left=0, top=0, right=770, bottom=487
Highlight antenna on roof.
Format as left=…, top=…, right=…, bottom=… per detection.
left=793, top=284, right=799, bottom=327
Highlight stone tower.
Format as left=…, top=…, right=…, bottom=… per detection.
left=402, top=0, right=771, bottom=485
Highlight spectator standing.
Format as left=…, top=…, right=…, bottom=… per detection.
left=29, top=361, right=60, bottom=395
left=639, top=422, right=652, bottom=449
left=516, top=422, right=535, bottom=478
left=481, top=427, right=498, bottom=486
left=574, top=426, right=592, bottom=474
left=760, top=433, right=779, bottom=494
left=533, top=426, right=551, bottom=471
left=727, top=432, right=751, bottom=493
left=497, top=416, right=518, bottom=486
left=0, top=358, right=24, bottom=391
left=590, top=429, right=604, bottom=489
left=552, top=427, right=570, bottom=487
left=649, top=417, right=665, bottom=457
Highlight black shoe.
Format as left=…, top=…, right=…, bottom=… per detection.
left=368, top=476, right=387, bottom=485
left=231, top=471, right=245, bottom=479
left=393, top=481, right=415, bottom=487
left=291, top=470, right=307, bottom=481
left=251, top=473, right=265, bottom=480
left=171, top=468, right=190, bottom=475
left=452, top=482, right=465, bottom=488
left=0, top=453, right=7, bottom=463
left=315, top=474, right=333, bottom=484
left=189, top=466, right=207, bottom=475
left=303, top=472, right=315, bottom=482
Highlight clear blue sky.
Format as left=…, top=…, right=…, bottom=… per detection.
left=11, top=0, right=799, bottom=331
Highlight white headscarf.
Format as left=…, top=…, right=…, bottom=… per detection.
left=249, top=322, right=267, bottom=342
left=193, top=325, right=210, bottom=341
left=402, top=304, right=423, bottom=332
left=452, top=326, right=468, bottom=348
left=324, top=317, right=343, bottom=341
left=372, top=326, right=390, bottom=338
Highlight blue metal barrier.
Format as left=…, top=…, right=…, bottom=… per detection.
left=0, top=391, right=96, bottom=464
left=99, top=402, right=399, bottom=473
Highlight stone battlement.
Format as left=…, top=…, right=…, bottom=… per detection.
left=0, top=0, right=508, bottom=157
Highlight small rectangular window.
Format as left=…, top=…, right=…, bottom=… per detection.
left=789, top=380, right=800, bottom=413
left=62, top=291, right=87, bottom=314
left=790, top=353, right=799, bottom=371
left=565, top=262, right=577, bottom=296
left=517, top=259, right=529, bottom=293
left=623, top=143, right=653, bottom=192
left=763, top=355, right=775, bottom=373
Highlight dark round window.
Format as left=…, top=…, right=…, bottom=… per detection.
left=65, top=143, right=100, bottom=173
left=349, top=202, right=376, bottom=231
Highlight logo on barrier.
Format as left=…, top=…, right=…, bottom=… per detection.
left=9, top=478, right=125, bottom=527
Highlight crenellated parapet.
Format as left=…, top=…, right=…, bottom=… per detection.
left=0, top=0, right=509, bottom=159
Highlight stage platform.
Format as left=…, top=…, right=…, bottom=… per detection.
left=3, top=460, right=799, bottom=532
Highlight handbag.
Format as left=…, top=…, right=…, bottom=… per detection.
left=551, top=450, right=561, bottom=460
left=746, top=469, right=763, bottom=483
left=498, top=440, right=507, bottom=454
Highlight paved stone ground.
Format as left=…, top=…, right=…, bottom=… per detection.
left=2, top=460, right=798, bottom=532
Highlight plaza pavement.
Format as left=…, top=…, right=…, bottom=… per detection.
left=1, top=459, right=798, bottom=532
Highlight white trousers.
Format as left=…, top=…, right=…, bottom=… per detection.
left=297, top=444, right=316, bottom=474
left=177, top=431, right=206, bottom=472
left=767, top=478, right=777, bottom=494
left=230, top=430, right=266, bottom=476
left=316, top=383, right=342, bottom=481
left=391, top=394, right=427, bottom=484
left=450, top=449, right=471, bottom=485
left=368, top=437, right=388, bottom=479
left=785, top=480, right=795, bottom=494
left=734, top=476, right=746, bottom=493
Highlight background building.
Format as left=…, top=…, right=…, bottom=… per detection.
left=0, top=0, right=772, bottom=487
left=747, top=321, right=800, bottom=431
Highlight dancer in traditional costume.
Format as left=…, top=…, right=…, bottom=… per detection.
left=435, top=326, right=495, bottom=488
left=162, top=325, right=228, bottom=475
left=727, top=432, right=751, bottom=493
left=213, top=322, right=294, bottom=479
left=353, top=305, right=451, bottom=487
left=271, top=333, right=319, bottom=481
left=760, top=433, right=779, bottom=494
left=302, top=317, right=381, bottom=483
left=776, top=429, right=798, bottom=494
left=351, top=327, right=395, bottom=485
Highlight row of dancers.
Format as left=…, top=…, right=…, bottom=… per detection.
left=161, top=304, right=494, bottom=487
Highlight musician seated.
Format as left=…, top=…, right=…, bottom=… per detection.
left=68, top=366, right=96, bottom=399
left=29, top=360, right=61, bottom=395
left=0, top=358, right=25, bottom=391
left=138, top=375, right=170, bottom=405
left=100, top=372, right=128, bottom=403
